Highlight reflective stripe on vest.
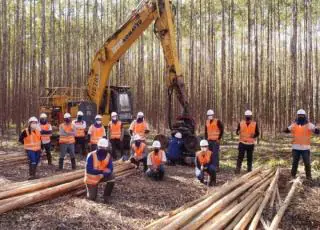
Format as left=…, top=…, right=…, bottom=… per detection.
left=84, top=151, right=110, bottom=185
left=74, top=121, right=86, bottom=137
left=239, top=121, right=257, bottom=144
left=90, top=125, right=105, bottom=144
left=206, top=119, right=220, bottom=141
left=59, top=124, right=75, bottom=144
left=291, top=123, right=312, bottom=146
left=132, top=143, right=146, bottom=158
left=150, top=150, right=164, bottom=167
left=24, top=129, right=41, bottom=151
left=196, top=150, right=212, bottom=166
left=40, top=124, right=52, bottom=143
left=109, top=121, right=122, bottom=140
left=133, top=121, right=147, bottom=138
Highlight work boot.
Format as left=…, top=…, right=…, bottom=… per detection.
left=305, top=164, right=312, bottom=181
left=28, top=162, right=32, bottom=176
left=71, top=158, right=76, bottom=170
left=103, top=181, right=115, bottom=203
left=28, top=165, right=37, bottom=180
left=47, top=153, right=53, bottom=166
left=235, top=167, right=241, bottom=174
left=209, top=172, right=217, bottom=187
left=57, top=158, right=64, bottom=171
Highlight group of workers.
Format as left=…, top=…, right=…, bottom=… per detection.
left=19, top=107, right=317, bottom=201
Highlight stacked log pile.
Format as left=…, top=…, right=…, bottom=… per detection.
left=146, top=167, right=301, bottom=230
left=0, top=161, right=136, bottom=214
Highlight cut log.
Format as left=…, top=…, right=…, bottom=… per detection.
left=234, top=197, right=263, bottom=230
left=269, top=183, right=277, bottom=208
left=180, top=172, right=269, bottom=230
left=269, top=177, right=301, bottom=230
left=158, top=167, right=264, bottom=230
left=249, top=168, right=280, bottom=230
left=206, top=177, right=272, bottom=229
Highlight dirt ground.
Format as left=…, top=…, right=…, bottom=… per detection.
left=0, top=134, right=319, bottom=230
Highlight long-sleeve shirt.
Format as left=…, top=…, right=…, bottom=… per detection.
left=86, top=152, right=113, bottom=177
left=19, top=128, right=32, bottom=144
left=59, top=123, right=76, bottom=136
left=205, top=120, right=224, bottom=140
left=236, top=121, right=260, bottom=138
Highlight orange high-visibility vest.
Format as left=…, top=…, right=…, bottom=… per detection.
left=40, top=123, right=52, bottom=143
left=132, top=121, right=148, bottom=138
left=24, top=129, right=41, bottom=151
left=132, top=143, right=146, bottom=158
left=84, top=151, right=111, bottom=185
left=74, top=121, right=86, bottom=137
left=109, top=121, right=122, bottom=140
left=90, top=125, right=105, bottom=144
left=59, top=124, right=75, bottom=144
left=239, top=120, right=257, bottom=144
left=150, top=150, right=164, bottom=167
left=206, top=119, right=220, bottom=141
left=291, top=123, right=312, bottom=145
left=196, top=150, right=212, bottom=166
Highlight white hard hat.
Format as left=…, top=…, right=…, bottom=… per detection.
left=77, top=111, right=84, bottom=116
left=200, top=139, right=209, bottom=147
left=64, top=113, right=71, bottom=119
left=133, top=134, right=141, bottom=141
left=207, top=109, right=214, bottom=116
left=28, top=116, right=38, bottom=123
left=95, top=114, right=102, bottom=119
left=175, top=132, right=182, bottom=139
left=152, top=140, right=161, bottom=148
left=97, top=138, right=109, bottom=148
left=244, top=110, right=253, bottom=116
left=137, top=112, right=144, bottom=118
left=297, top=109, right=306, bottom=115
left=111, top=112, right=117, bottom=117
left=40, top=113, right=47, bottom=119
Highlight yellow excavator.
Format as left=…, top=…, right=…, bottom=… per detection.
left=40, top=0, right=197, bottom=151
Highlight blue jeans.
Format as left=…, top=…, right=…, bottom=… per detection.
left=146, top=165, right=165, bottom=180
left=60, top=144, right=75, bottom=159
left=27, top=150, right=41, bottom=165
left=195, top=164, right=216, bottom=181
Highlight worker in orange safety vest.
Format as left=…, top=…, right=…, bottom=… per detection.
left=72, top=111, right=87, bottom=156
left=129, top=112, right=150, bottom=142
left=88, top=114, right=106, bottom=151
left=107, top=112, right=124, bottom=159
left=39, top=113, right=53, bottom=165
left=146, top=141, right=166, bottom=181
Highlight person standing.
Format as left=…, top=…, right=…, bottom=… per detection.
left=85, top=138, right=115, bottom=202
left=205, top=109, right=224, bottom=171
left=235, top=110, right=259, bottom=173
left=59, top=113, right=76, bottom=170
left=284, top=109, right=319, bottom=180
left=129, top=112, right=150, bottom=142
left=195, top=140, right=216, bottom=186
left=19, top=117, right=42, bottom=179
left=39, top=113, right=53, bottom=165
left=88, top=115, right=106, bottom=151
left=72, top=111, right=87, bottom=156
left=107, top=112, right=124, bottom=159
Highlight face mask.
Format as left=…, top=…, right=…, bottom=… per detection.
left=298, top=117, right=306, bottom=122
left=112, top=116, right=117, bottom=121
left=208, top=116, right=213, bottom=120
left=154, top=148, right=160, bottom=153
left=97, top=149, right=107, bottom=156
left=245, top=116, right=252, bottom=121
left=30, top=123, right=38, bottom=130
left=96, top=120, right=102, bottom=125
left=201, top=147, right=207, bottom=152
left=135, top=141, right=141, bottom=147
left=137, top=118, right=143, bottom=123
left=40, top=119, right=47, bottom=125
left=77, top=116, right=83, bottom=121
left=65, top=118, right=71, bottom=123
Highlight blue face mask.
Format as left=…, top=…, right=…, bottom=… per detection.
left=137, top=118, right=143, bottom=123
left=65, top=118, right=71, bottom=123
left=40, top=119, right=47, bottom=125
left=97, top=149, right=107, bottom=155
left=135, top=141, right=141, bottom=147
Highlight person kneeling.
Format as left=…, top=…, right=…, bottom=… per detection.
left=195, top=140, right=216, bottom=186
left=84, top=138, right=114, bottom=202
left=146, top=141, right=166, bottom=181
left=130, top=135, right=148, bottom=171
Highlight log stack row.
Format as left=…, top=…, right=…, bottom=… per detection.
left=146, top=167, right=301, bottom=230
left=0, top=161, right=136, bottom=214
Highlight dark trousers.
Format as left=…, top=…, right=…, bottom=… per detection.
left=110, top=139, right=123, bottom=159
left=291, top=149, right=312, bottom=179
left=146, top=165, right=165, bottom=181
left=236, top=142, right=254, bottom=172
left=208, top=140, right=220, bottom=169
left=41, top=143, right=52, bottom=164
left=86, top=175, right=115, bottom=202
left=75, top=137, right=86, bottom=155
left=130, top=157, right=148, bottom=171
left=91, top=144, right=97, bottom=152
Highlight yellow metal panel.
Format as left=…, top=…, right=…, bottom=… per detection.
left=102, top=115, right=110, bottom=127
